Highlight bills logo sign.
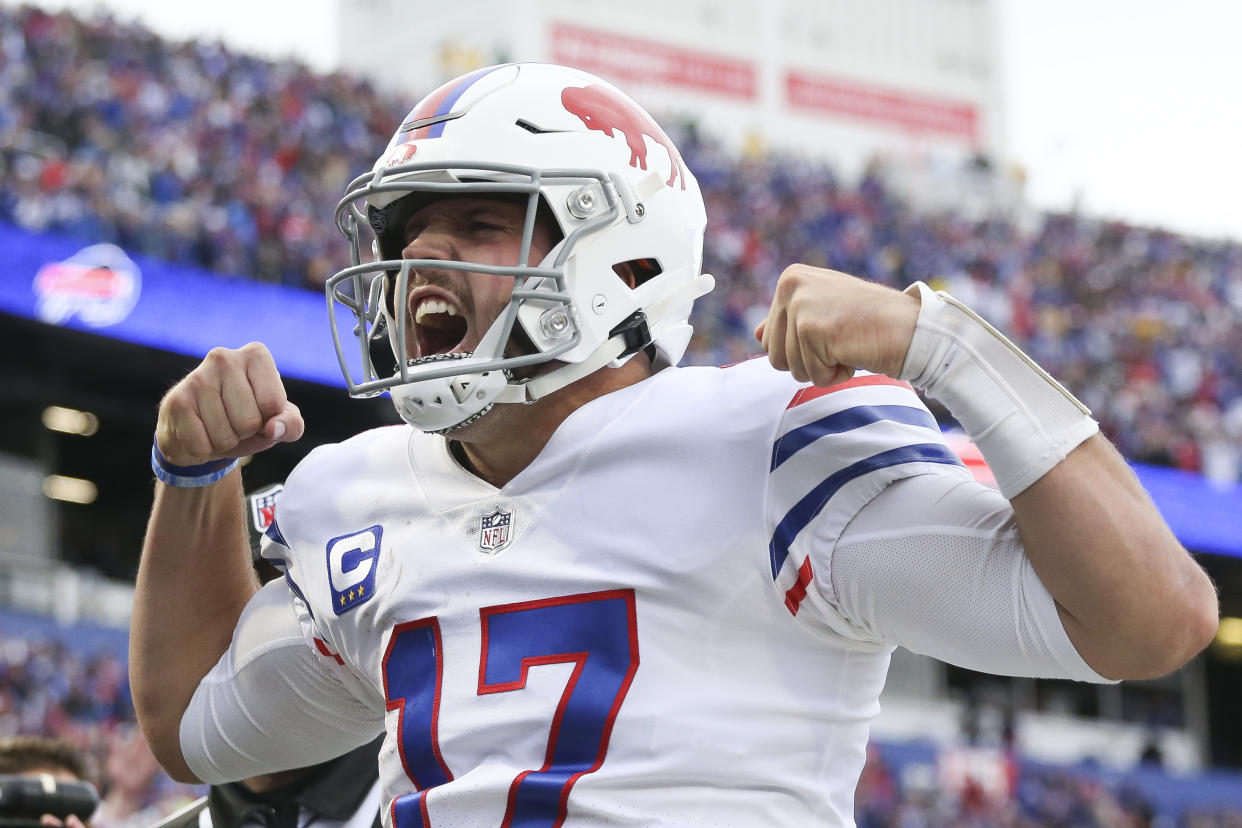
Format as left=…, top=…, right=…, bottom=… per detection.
left=326, top=525, right=381, bottom=615
left=561, top=84, right=687, bottom=190
left=33, top=243, right=141, bottom=328
left=248, top=484, right=284, bottom=534
left=479, top=508, right=513, bottom=554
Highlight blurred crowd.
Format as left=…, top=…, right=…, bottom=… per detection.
left=853, top=744, right=1242, bottom=828
left=0, top=628, right=199, bottom=827
left=683, top=151, right=1242, bottom=484
left=1, top=4, right=1240, bottom=482
left=0, top=4, right=395, bottom=287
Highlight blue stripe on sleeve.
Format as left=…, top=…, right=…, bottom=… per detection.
left=771, top=404, right=940, bottom=471
left=282, top=571, right=314, bottom=621
left=768, top=443, right=963, bottom=580
left=256, top=519, right=310, bottom=617
left=264, top=518, right=289, bottom=549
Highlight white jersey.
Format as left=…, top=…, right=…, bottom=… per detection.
left=185, top=359, right=1105, bottom=827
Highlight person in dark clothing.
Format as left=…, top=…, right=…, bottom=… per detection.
left=153, top=736, right=382, bottom=828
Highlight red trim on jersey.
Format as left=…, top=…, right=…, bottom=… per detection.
left=388, top=793, right=431, bottom=828
left=478, top=589, right=640, bottom=828
left=719, top=354, right=767, bottom=369
left=783, top=557, right=815, bottom=616
left=557, top=597, right=640, bottom=826
left=786, top=375, right=914, bottom=409
left=312, top=637, right=345, bottom=665
left=382, top=618, right=454, bottom=791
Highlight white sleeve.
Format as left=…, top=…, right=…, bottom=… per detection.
left=179, top=580, right=386, bottom=783
left=819, top=473, right=1114, bottom=683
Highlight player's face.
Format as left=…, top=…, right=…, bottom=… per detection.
left=399, top=196, right=556, bottom=361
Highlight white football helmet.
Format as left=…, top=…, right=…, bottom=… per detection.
left=326, top=63, right=713, bottom=433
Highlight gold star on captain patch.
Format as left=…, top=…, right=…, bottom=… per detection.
left=348, top=589, right=355, bottom=601
left=339, top=595, right=346, bottom=606
left=357, top=584, right=365, bottom=596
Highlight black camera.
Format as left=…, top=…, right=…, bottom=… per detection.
left=0, top=774, right=99, bottom=828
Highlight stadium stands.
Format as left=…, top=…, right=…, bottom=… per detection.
left=0, top=611, right=199, bottom=827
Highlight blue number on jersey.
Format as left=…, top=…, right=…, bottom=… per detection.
left=384, top=589, right=640, bottom=828
left=383, top=617, right=452, bottom=827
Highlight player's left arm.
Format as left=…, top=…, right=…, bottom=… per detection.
left=758, top=264, right=1218, bottom=680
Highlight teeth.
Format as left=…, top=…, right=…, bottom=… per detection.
left=414, top=297, right=460, bottom=323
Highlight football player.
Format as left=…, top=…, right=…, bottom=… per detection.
left=131, top=63, right=1217, bottom=827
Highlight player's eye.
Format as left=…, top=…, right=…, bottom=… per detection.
left=468, top=217, right=509, bottom=233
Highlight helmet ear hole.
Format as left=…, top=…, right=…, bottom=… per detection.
left=612, top=258, right=663, bottom=289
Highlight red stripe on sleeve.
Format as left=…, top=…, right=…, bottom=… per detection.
left=787, top=375, right=914, bottom=409
left=783, top=557, right=815, bottom=616
left=314, top=637, right=345, bottom=665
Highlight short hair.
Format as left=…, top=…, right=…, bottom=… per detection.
left=0, top=735, right=91, bottom=782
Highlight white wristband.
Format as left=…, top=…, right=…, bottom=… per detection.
left=898, top=281, right=1099, bottom=498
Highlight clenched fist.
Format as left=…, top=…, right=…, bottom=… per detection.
left=755, top=265, right=920, bottom=386
left=155, top=342, right=304, bottom=467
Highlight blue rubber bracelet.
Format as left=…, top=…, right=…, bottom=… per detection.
left=151, top=443, right=239, bottom=488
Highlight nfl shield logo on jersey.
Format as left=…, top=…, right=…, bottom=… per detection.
left=479, top=507, right=513, bottom=554
left=248, top=484, right=284, bottom=534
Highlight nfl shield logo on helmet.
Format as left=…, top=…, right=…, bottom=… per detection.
left=479, top=507, right=513, bottom=554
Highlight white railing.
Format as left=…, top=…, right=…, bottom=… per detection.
left=0, top=552, right=133, bottom=629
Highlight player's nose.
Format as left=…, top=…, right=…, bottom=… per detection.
left=401, top=223, right=456, bottom=263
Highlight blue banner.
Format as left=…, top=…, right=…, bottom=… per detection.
left=1, top=221, right=1239, bottom=557
left=0, top=221, right=355, bottom=387
left=1129, top=463, right=1242, bottom=560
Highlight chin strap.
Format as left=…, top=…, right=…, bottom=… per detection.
left=494, top=336, right=628, bottom=403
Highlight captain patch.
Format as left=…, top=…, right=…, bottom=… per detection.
left=326, top=525, right=381, bottom=615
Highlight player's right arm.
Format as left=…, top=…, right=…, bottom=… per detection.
left=179, top=580, right=386, bottom=784
left=130, top=343, right=304, bottom=782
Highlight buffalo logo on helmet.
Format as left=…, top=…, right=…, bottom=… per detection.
left=561, top=84, right=687, bottom=190
left=382, top=141, right=419, bottom=168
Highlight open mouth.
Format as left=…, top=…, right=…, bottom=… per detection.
left=412, top=295, right=469, bottom=358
